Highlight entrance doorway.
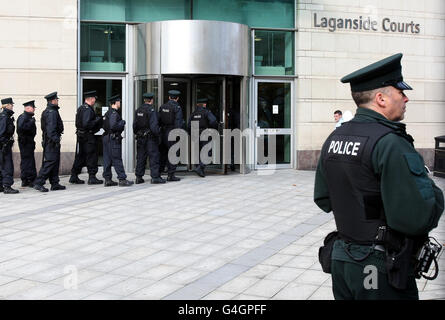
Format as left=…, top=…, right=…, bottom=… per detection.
left=134, top=75, right=242, bottom=175
left=254, top=79, right=293, bottom=169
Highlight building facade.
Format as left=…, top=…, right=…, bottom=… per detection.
left=1, top=0, right=444, bottom=176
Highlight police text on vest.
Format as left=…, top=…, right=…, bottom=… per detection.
left=328, top=140, right=361, bottom=156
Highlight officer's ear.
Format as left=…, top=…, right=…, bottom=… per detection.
left=374, top=90, right=387, bottom=109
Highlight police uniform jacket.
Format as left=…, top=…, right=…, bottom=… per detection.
left=104, top=108, right=125, bottom=135
left=0, top=108, right=15, bottom=145
left=314, top=107, right=444, bottom=271
left=76, top=103, right=102, bottom=134
left=41, top=103, right=64, bottom=144
left=133, top=103, right=160, bottom=137
left=17, top=111, right=36, bottom=143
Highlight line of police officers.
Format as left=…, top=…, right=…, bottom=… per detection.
left=0, top=89, right=217, bottom=194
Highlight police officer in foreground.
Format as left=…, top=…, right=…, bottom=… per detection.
left=69, top=90, right=103, bottom=185
left=17, top=100, right=37, bottom=188
left=188, top=98, right=218, bottom=177
left=0, top=98, right=19, bottom=194
left=159, top=90, right=183, bottom=182
left=33, top=92, right=66, bottom=192
left=133, top=93, right=165, bottom=184
left=314, top=53, right=444, bottom=300
left=102, top=94, right=133, bottom=187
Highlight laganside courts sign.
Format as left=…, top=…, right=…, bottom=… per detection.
left=313, top=13, right=421, bottom=34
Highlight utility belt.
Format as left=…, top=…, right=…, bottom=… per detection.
left=18, top=136, right=34, bottom=144
left=135, top=129, right=152, bottom=139
left=161, top=124, right=175, bottom=130
left=0, top=136, right=14, bottom=150
left=76, top=129, right=94, bottom=137
left=104, top=132, right=122, bottom=141
left=42, top=136, right=61, bottom=148
left=319, top=226, right=442, bottom=290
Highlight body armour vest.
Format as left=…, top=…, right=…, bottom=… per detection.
left=134, top=105, right=151, bottom=132
left=159, top=102, right=176, bottom=126
left=321, top=120, right=395, bottom=244
left=190, top=108, right=209, bottom=130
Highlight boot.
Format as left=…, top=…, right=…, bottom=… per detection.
left=167, top=175, right=181, bottom=182
left=135, top=177, right=145, bottom=184
left=119, top=179, right=134, bottom=187
left=51, top=183, right=66, bottom=191
left=3, top=186, right=19, bottom=194
left=21, top=181, right=30, bottom=187
left=0, top=186, right=3, bottom=192
left=104, top=180, right=118, bottom=187
left=151, top=177, right=166, bottom=184
left=69, top=175, right=85, bottom=184
left=194, top=167, right=205, bottom=178
left=33, top=184, right=49, bottom=193
left=88, top=176, right=103, bottom=185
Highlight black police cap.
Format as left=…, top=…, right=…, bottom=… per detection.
left=341, top=53, right=412, bottom=92
left=1, top=97, right=14, bottom=105
left=143, top=93, right=154, bottom=99
left=44, top=91, right=59, bottom=101
left=108, top=94, right=122, bottom=104
left=168, top=90, right=181, bottom=98
left=23, top=100, right=36, bottom=108
left=84, top=90, right=98, bottom=98
left=197, top=97, right=208, bottom=104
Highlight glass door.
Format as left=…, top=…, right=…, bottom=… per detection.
left=162, top=77, right=191, bottom=171
left=254, top=80, right=293, bottom=169
left=192, top=77, right=227, bottom=175
left=80, top=76, right=124, bottom=166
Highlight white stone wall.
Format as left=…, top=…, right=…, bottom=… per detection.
left=296, top=0, right=445, bottom=155
left=0, top=0, right=78, bottom=153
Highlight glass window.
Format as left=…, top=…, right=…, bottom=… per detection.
left=257, top=82, right=291, bottom=129
left=126, top=0, right=191, bottom=22
left=254, top=30, right=294, bottom=76
left=80, top=0, right=126, bottom=21
left=193, top=0, right=294, bottom=29
left=80, top=23, right=126, bottom=72
left=80, top=0, right=191, bottom=22
left=136, top=78, right=159, bottom=110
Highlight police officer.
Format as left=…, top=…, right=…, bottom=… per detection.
left=159, top=90, right=183, bottom=182
left=33, top=92, right=66, bottom=192
left=314, top=53, right=444, bottom=300
left=69, top=90, right=103, bottom=185
left=188, top=98, right=217, bottom=177
left=0, top=98, right=19, bottom=194
left=102, top=94, right=133, bottom=187
left=17, top=100, right=37, bottom=187
left=133, top=93, right=165, bottom=184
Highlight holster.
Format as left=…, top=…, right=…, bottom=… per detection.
left=319, top=231, right=340, bottom=274
left=385, top=238, right=414, bottom=290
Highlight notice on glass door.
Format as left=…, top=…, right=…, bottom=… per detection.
left=273, top=105, right=279, bottom=114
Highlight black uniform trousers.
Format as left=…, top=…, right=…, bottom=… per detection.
left=135, top=136, right=161, bottom=179
left=18, top=140, right=37, bottom=184
left=0, top=145, right=14, bottom=187
left=71, top=133, right=99, bottom=176
left=102, top=134, right=127, bottom=181
left=195, top=140, right=212, bottom=171
left=34, top=141, right=60, bottom=186
left=159, top=127, right=178, bottom=175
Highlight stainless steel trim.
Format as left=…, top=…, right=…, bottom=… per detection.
left=135, top=20, right=249, bottom=76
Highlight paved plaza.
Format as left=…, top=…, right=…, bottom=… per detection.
left=0, top=169, right=444, bottom=300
